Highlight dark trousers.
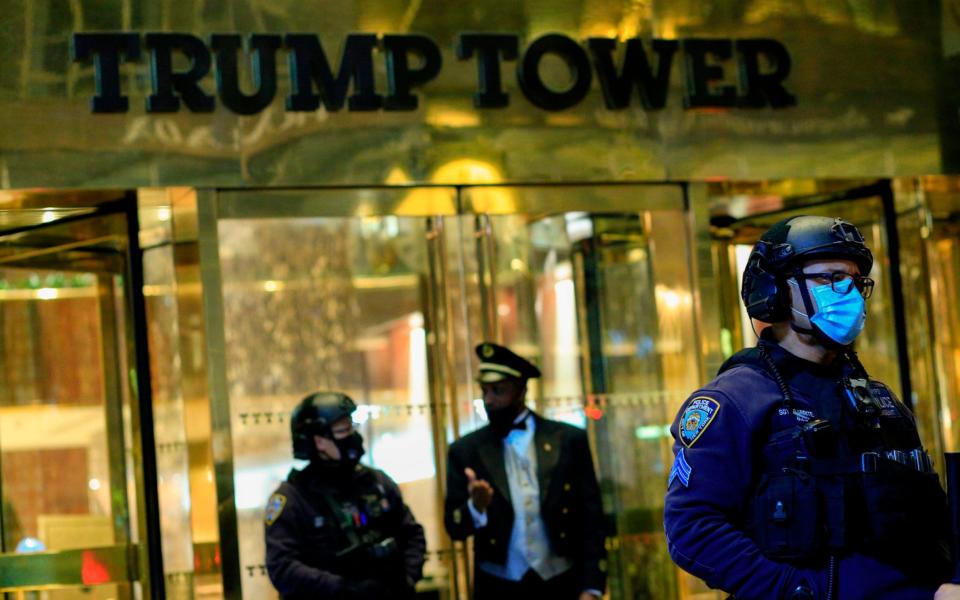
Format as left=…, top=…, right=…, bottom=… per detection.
left=474, top=567, right=581, bottom=600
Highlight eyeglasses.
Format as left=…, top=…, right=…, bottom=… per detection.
left=795, top=271, right=874, bottom=299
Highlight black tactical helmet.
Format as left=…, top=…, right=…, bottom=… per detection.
left=290, top=391, right=357, bottom=460
left=741, top=216, right=874, bottom=322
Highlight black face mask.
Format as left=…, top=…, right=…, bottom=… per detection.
left=486, top=404, right=524, bottom=438
left=333, top=431, right=365, bottom=469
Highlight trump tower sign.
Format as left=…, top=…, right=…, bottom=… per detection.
left=72, top=32, right=796, bottom=115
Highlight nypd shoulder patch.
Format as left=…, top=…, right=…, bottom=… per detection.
left=265, top=493, right=286, bottom=526
left=668, top=447, right=692, bottom=487
left=679, top=396, right=720, bottom=448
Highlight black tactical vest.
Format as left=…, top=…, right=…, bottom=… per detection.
left=289, top=466, right=407, bottom=584
left=727, top=343, right=951, bottom=582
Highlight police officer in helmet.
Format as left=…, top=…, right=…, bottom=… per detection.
left=265, top=391, right=426, bottom=599
left=664, top=216, right=952, bottom=599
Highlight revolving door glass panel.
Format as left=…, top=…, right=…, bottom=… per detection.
left=919, top=182, right=960, bottom=453
left=213, top=188, right=461, bottom=600
left=0, top=212, right=149, bottom=597
left=459, top=185, right=699, bottom=600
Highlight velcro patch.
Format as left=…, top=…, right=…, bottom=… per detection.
left=869, top=382, right=899, bottom=417
left=679, top=396, right=720, bottom=448
left=265, top=493, right=286, bottom=526
left=668, top=448, right=692, bottom=487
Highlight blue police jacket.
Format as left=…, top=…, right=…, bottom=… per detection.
left=663, top=336, right=945, bottom=600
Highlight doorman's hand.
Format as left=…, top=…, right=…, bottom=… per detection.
left=465, top=467, right=493, bottom=512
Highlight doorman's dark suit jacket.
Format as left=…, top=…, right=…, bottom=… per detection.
left=443, top=413, right=607, bottom=593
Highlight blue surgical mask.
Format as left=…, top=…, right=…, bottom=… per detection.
left=808, top=278, right=866, bottom=345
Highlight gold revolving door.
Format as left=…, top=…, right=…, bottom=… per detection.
left=458, top=185, right=698, bottom=599
left=199, top=188, right=466, bottom=600
left=0, top=197, right=163, bottom=599
left=200, top=184, right=700, bottom=600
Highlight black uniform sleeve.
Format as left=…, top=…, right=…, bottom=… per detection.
left=378, top=472, right=427, bottom=585
left=443, top=441, right=477, bottom=540
left=571, top=427, right=607, bottom=593
left=663, top=387, right=822, bottom=600
left=264, top=486, right=344, bottom=597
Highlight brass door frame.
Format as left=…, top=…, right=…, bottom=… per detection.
left=423, top=215, right=467, bottom=600
left=0, top=197, right=164, bottom=598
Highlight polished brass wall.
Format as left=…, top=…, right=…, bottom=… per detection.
left=0, top=0, right=946, bottom=189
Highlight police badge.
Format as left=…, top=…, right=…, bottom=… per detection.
left=679, top=396, right=720, bottom=448
left=264, top=493, right=286, bottom=526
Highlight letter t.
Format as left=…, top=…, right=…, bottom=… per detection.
left=457, top=33, right=518, bottom=108
left=71, top=33, right=141, bottom=113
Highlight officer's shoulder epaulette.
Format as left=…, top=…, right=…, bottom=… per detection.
left=686, top=357, right=781, bottom=424
left=711, top=360, right=778, bottom=398
left=717, top=346, right=764, bottom=375
left=286, top=467, right=306, bottom=486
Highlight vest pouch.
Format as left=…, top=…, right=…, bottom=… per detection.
left=860, top=467, right=951, bottom=578
left=750, top=470, right=823, bottom=560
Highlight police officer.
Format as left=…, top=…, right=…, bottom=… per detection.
left=265, top=391, right=426, bottom=600
left=444, top=343, right=606, bottom=600
left=664, top=216, right=952, bottom=599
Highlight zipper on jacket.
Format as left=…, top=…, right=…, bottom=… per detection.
left=826, top=555, right=836, bottom=600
